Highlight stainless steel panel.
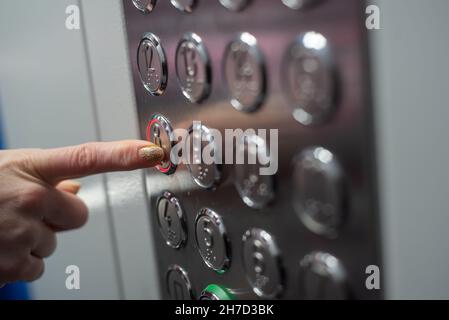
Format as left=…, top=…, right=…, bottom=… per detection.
left=123, top=0, right=380, bottom=299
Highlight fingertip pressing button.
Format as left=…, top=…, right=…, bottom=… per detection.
left=147, top=113, right=177, bottom=175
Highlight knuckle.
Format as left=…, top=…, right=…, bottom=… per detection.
left=15, top=185, right=48, bottom=212
left=11, top=223, right=36, bottom=247
left=71, top=144, right=98, bottom=173
left=0, top=150, right=32, bottom=170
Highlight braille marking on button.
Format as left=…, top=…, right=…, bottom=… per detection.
left=186, top=123, right=222, bottom=189
left=234, top=134, right=275, bottom=209
left=242, top=228, right=283, bottom=298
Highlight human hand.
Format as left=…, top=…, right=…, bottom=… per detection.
left=0, top=140, right=164, bottom=285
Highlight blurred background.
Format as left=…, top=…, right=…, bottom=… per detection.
left=0, top=0, right=449, bottom=299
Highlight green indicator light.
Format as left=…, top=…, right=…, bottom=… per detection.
left=200, top=284, right=235, bottom=300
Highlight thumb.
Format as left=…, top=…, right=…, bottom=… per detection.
left=56, top=180, right=82, bottom=194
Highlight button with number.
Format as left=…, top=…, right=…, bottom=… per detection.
left=132, top=0, right=157, bottom=13
left=195, top=208, right=230, bottom=273
left=242, top=228, right=283, bottom=298
left=156, top=191, right=186, bottom=249
left=166, top=265, right=194, bottom=300
left=292, top=147, right=346, bottom=238
left=175, top=32, right=211, bottom=104
left=170, top=0, right=197, bottom=13
left=219, top=0, right=251, bottom=11
left=282, top=31, right=336, bottom=125
left=186, top=123, right=221, bottom=189
left=223, top=32, right=266, bottom=112
left=137, top=33, right=167, bottom=96
left=147, top=113, right=177, bottom=175
left=234, top=134, right=275, bottom=209
left=298, top=252, right=348, bottom=300
left=281, top=0, right=319, bottom=10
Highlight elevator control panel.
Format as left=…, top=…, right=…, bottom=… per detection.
left=123, top=0, right=380, bottom=299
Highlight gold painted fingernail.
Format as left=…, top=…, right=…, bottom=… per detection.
left=139, top=145, right=165, bottom=167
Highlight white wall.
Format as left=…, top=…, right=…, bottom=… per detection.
left=370, top=0, right=449, bottom=299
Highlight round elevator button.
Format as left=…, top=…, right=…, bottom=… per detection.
left=292, top=147, right=346, bottom=238
left=175, top=32, right=212, bottom=104
left=223, top=32, right=266, bottom=112
left=299, top=252, right=348, bottom=300
left=137, top=33, right=168, bottom=96
left=166, top=265, right=194, bottom=300
left=282, top=31, right=336, bottom=126
left=234, top=134, right=275, bottom=209
left=199, top=284, right=235, bottom=300
left=242, top=228, right=283, bottom=298
left=147, top=113, right=177, bottom=175
left=281, top=0, right=319, bottom=10
left=156, top=191, right=186, bottom=249
left=170, top=0, right=197, bottom=13
left=186, top=123, right=221, bottom=189
left=195, top=208, right=230, bottom=273
left=219, top=0, right=251, bottom=11
left=132, top=0, right=157, bottom=13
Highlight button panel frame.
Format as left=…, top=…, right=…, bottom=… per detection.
left=124, top=0, right=381, bottom=300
